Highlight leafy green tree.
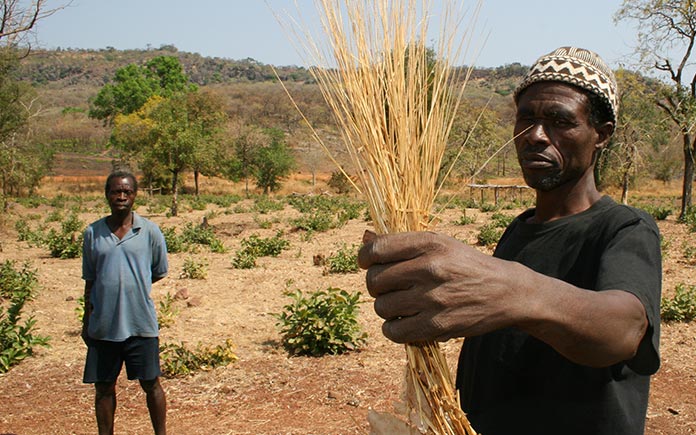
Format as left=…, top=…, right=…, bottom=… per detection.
left=253, top=128, right=295, bottom=194
left=89, top=56, right=195, bottom=124
left=616, top=0, right=696, bottom=218
left=112, top=91, right=227, bottom=215
left=442, top=100, right=511, bottom=185
left=221, top=124, right=264, bottom=196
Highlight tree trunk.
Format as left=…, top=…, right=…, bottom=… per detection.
left=194, top=170, right=200, bottom=197
left=171, top=170, right=179, bottom=217
left=680, top=134, right=695, bottom=220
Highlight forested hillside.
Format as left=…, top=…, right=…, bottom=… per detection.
left=18, top=47, right=527, bottom=183
left=9, top=45, right=682, bottom=201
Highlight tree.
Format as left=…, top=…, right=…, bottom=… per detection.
left=596, top=69, right=673, bottom=202
left=112, top=90, right=228, bottom=216
left=89, top=56, right=195, bottom=124
left=616, top=0, right=696, bottom=218
left=0, top=1, right=67, bottom=197
left=0, top=1, right=65, bottom=47
left=223, top=124, right=264, bottom=196
left=253, top=128, right=295, bottom=194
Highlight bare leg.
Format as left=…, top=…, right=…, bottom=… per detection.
left=140, top=378, right=167, bottom=435
left=95, top=381, right=117, bottom=435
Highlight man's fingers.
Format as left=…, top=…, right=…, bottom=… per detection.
left=372, top=286, right=422, bottom=320
left=358, top=231, right=436, bottom=269
left=365, top=259, right=434, bottom=297
left=382, top=312, right=439, bottom=343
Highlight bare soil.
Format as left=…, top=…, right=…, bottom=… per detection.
left=0, top=180, right=694, bottom=435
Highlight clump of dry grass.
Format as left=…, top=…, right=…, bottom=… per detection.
left=278, top=1, right=480, bottom=433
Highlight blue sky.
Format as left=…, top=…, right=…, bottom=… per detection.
left=36, top=0, right=638, bottom=69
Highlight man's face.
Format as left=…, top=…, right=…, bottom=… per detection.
left=513, top=82, right=607, bottom=192
left=106, top=177, right=136, bottom=215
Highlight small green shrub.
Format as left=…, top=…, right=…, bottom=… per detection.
left=327, top=170, right=353, bottom=194
left=0, top=261, right=51, bottom=373
left=477, top=223, right=503, bottom=247
left=188, top=196, right=208, bottom=211
left=160, top=339, right=238, bottom=378
left=490, top=212, right=515, bottom=228
left=641, top=204, right=672, bottom=221
left=661, top=284, right=696, bottom=323
left=253, top=196, right=285, bottom=214
left=326, top=244, right=359, bottom=274
left=274, top=287, right=367, bottom=356
left=162, top=227, right=186, bottom=254
left=181, top=222, right=226, bottom=252
left=44, top=210, right=63, bottom=223
left=231, top=232, right=289, bottom=269
left=179, top=257, right=208, bottom=280
left=158, top=293, right=179, bottom=328
left=683, top=243, right=696, bottom=264
left=231, top=250, right=257, bottom=269
left=75, top=295, right=85, bottom=322
left=162, top=222, right=226, bottom=254
left=15, top=220, right=45, bottom=245
left=290, top=212, right=335, bottom=232
left=479, top=202, right=498, bottom=213
left=454, top=212, right=476, bottom=226
left=46, top=213, right=84, bottom=259
left=681, top=205, right=696, bottom=232
left=240, top=232, right=290, bottom=257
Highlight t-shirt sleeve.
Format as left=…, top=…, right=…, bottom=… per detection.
left=151, top=225, right=168, bottom=279
left=596, top=216, right=661, bottom=375
left=81, top=225, right=96, bottom=281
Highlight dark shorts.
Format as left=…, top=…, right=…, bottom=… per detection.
left=83, top=336, right=162, bottom=384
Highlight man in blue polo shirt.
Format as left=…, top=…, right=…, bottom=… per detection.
left=82, top=170, right=169, bottom=435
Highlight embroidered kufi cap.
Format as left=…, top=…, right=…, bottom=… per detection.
left=514, top=46, right=618, bottom=123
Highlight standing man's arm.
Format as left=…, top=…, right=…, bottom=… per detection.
left=82, top=280, right=93, bottom=345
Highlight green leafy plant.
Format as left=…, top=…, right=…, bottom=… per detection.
left=162, top=222, right=226, bottom=254
left=75, top=295, right=85, bottom=322
left=157, top=293, right=179, bottom=328
left=0, top=261, right=50, bottom=373
left=46, top=213, right=84, bottom=259
left=661, top=284, right=696, bottom=323
left=160, top=339, right=237, bottom=378
left=477, top=223, right=503, bottom=247
left=490, top=212, right=515, bottom=228
left=326, top=244, right=359, bottom=274
left=274, top=287, right=367, bottom=356
left=454, top=211, right=476, bottom=226
left=15, top=220, right=45, bottom=245
left=179, top=256, right=208, bottom=280
left=253, top=195, right=285, bottom=214
left=180, top=222, right=226, bottom=253
left=290, top=212, right=335, bottom=232
left=231, top=232, right=289, bottom=269
left=240, top=232, right=289, bottom=257
left=231, top=249, right=257, bottom=269
left=681, top=205, right=696, bottom=232
left=640, top=204, right=672, bottom=221
left=327, top=170, right=352, bottom=194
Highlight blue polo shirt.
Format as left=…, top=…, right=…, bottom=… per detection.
left=82, top=212, right=168, bottom=342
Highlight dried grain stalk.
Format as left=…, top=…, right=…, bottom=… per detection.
left=278, top=1, right=480, bottom=433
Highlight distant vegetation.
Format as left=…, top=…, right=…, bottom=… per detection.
left=0, top=45, right=682, bottom=205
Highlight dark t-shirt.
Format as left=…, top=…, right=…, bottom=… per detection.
left=456, top=196, right=661, bottom=435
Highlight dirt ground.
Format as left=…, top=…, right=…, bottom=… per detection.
left=0, top=181, right=695, bottom=435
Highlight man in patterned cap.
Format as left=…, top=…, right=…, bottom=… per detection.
left=358, top=47, right=661, bottom=434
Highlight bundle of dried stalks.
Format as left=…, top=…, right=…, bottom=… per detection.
left=278, top=1, right=480, bottom=433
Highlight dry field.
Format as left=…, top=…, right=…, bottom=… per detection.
left=0, top=175, right=694, bottom=435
